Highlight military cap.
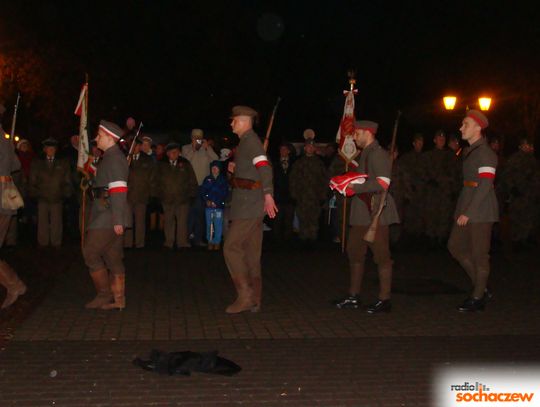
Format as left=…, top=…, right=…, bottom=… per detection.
left=230, top=105, right=258, bottom=119
left=466, top=109, right=489, bottom=129
left=99, top=120, right=122, bottom=140
left=42, top=137, right=59, bottom=147
left=16, top=139, right=30, bottom=150
left=191, top=128, right=204, bottom=139
left=354, top=120, right=378, bottom=134
left=165, top=142, right=181, bottom=152
left=303, top=128, right=316, bottom=140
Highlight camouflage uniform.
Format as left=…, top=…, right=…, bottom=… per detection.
left=29, top=153, right=72, bottom=247
left=124, top=152, right=155, bottom=248
left=421, top=147, right=460, bottom=242
left=497, top=150, right=540, bottom=243
left=289, top=154, right=328, bottom=240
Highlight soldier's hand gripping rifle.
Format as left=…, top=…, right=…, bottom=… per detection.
left=10, top=93, right=21, bottom=144
left=363, top=110, right=401, bottom=243
left=126, top=122, right=144, bottom=165
left=263, top=97, right=281, bottom=152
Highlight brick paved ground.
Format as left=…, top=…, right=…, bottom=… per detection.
left=1, top=240, right=540, bottom=405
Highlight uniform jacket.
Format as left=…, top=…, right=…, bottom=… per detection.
left=200, top=161, right=228, bottom=209
left=289, top=155, right=328, bottom=203
left=454, top=138, right=499, bottom=223
left=0, top=127, right=22, bottom=216
left=29, top=156, right=72, bottom=203
left=230, top=129, right=273, bottom=220
left=127, top=153, right=155, bottom=205
left=88, top=144, right=131, bottom=229
left=153, top=157, right=198, bottom=205
left=349, top=140, right=400, bottom=226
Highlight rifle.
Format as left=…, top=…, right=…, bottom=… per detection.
left=263, top=97, right=281, bottom=152
left=363, top=110, right=401, bottom=243
left=10, top=93, right=21, bottom=144
left=126, top=122, right=144, bottom=165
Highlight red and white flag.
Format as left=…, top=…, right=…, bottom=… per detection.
left=336, top=89, right=359, bottom=167
left=75, top=83, right=90, bottom=172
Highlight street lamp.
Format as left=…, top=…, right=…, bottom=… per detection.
left=443, top=96, right=457, bottom=111
left=4, top=133, right=10, bottom=139
left=478, top=97, right=491, bottom=111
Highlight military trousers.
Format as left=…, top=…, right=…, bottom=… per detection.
left=447, top=222, right=493, bottom=298
left=163, top=203, right=190, bottom=248
left=347, top=224, right=392, bottom=267
left=296, top=202, right=322, bottom=240
left=37, top=201, right=63, bottom=247
left=223, top=217, right=263, bottom=279
left=83, top=228, right=125, bottom=275
left=124, top=203, right=147, bottom=248
left=0, top=214, right=11, bottom=247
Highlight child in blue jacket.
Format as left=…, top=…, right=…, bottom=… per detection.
left=200, top=160, right=229, bottom=250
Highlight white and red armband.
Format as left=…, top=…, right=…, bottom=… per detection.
left=478, top=166, right=496, bottom=179
left=376, top=176, right=391, bottom=190
left=252, top=155, right=270, bottom=169
left=108, top=181, right=128, bottom=194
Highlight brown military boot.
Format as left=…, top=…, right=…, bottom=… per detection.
left=251, top=276, right=262, bottom=313
left=0, top=261, right=27, bottom=309
left=101, top=274, right=125, bottom=310
left=85, top=268, right=113, bottom=309
left=226, top=274, right=255, bottom=314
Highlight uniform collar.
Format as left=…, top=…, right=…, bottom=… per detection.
left=363, top=139, right=379, bottom=152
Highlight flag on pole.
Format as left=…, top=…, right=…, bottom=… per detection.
left=336, top=88, right=359, bottom=167
left=75, top=83, right=90, bottom=173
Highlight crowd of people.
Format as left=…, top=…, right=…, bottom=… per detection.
left=1, top=104, right=539, bottom=313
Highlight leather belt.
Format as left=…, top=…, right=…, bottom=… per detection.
left=230, top=178, right=262, bottom=190
left=0, top=176, right=13, bottom=183
left=463, top=181, right=478, bottom=187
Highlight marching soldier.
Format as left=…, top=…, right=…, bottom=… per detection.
left=0, top=112, right=27, bottom=309
left=447, top=110, right=498, bottom=312
left=289, top=131, right=328, bottom=242
left=29, top=138, right=72, bottom=247
left=124, top=138, right=155, bottom=249
left=83, top=121, right=131, bottom=310
left=224, top=106, right=277, bottom=313
left=332, top=120, right=400, bottom=313
left=153, top=142, right=198, bottom=249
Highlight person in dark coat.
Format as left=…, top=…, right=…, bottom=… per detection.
left=200, top=160, right=228, bottom=250
left=272, top=142, right=296, bottom=241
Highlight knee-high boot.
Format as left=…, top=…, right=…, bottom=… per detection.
left=85, top=268, right=112, bottom=309
left=0, top=261, right=27, bottom=309
left=226, top=274, right=255, bottom=314
left=101, top=274, right=125, bottom=310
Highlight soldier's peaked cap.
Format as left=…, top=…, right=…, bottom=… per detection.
left=42, top=137, right=59, bottom=147
left=166, top=142, right=181, bottom=151
left=99, top=120, right=122, bottom=140
left=354, top=120, right=378, bottom=134
left=466, top=110, right=489, bottom=129
left=230, top=105, right=258, bottom=119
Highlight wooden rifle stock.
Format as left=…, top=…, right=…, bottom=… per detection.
left=263, top=97, right=281, bottom=152
left=363, top=110, right=401, bottom=243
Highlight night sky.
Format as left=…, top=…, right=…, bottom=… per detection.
left=1, top=1, right=539, bottom=150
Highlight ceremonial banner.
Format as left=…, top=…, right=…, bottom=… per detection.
left=336, top=88, right=359, bottom=166
left=75, top=83, right=90, bottom=172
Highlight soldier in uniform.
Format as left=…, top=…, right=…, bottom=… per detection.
left=153, top=142, right=198, bottom=249
left=421, top=130, right=460, bottom=247
left=224, top=106, right=277, bottom=314
left=497, top=138, right=540, bottom=246
left=289, top=131, right=328, bottom=242
left=124, top=138, right=155, bottom=249
left=332, top=121, right=400, bottom=313
left=0, top=112, right=27, bottom=309
left=447, top=110, right=498, bottom=312
left=29, top=138, right=72, bottom=247
left=83, top=121, right=131, bottom=310
left=272, top=142, right=296, bottom=241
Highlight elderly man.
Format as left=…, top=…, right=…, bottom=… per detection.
left=224, top=106, right=277, bottom=313
left=448, top=110, right=498, bottom=312
left=29, top=138, right=72, bottom=247
left=182, top=129, right=218, bottom=246
left=331, top=120, right=400, bottom=313
left=83, top=121, right=131, bottom=310
left=0, top=108, right=27, bottom=309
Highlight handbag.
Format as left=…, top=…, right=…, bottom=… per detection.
left=1, top=179, right=24, bottom=210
